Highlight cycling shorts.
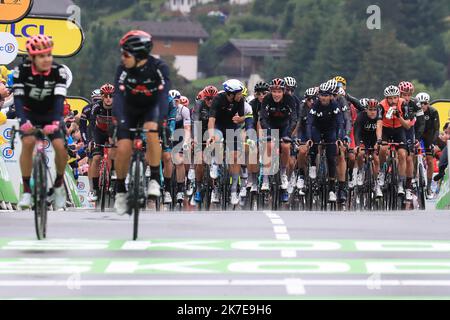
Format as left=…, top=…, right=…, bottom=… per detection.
left=117, top=105, right=160, bottom=140
left=21, top=111, right=63, bottom=141
left=382, top=127, right=407, bottom=150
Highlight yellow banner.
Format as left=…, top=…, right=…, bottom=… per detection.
left=0, top=0, right=33, bottom=24
left=66, top=97, right=90, bottom=116
left=431, top=100, right=450, bottom=130
left=0, top=16, right=84, bottom=57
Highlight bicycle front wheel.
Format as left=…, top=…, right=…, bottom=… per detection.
left=33, top=154, right=48, bottom=240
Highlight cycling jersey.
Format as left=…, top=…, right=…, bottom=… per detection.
left=379, top=98, right=408, bottom=128
left=209, top=92, right=245, bottom=130
left=12, top=61, right=67, bottom=125
left=422, top=106, right=440, bottom=147
left=91, top=101, right=114, bottom=134
left=306, top=99, right=345, bottom=140
left=80, top=104, right=94, bottom=144
left=175, top=104, right=191, bottom=130
left=248, top=98, right=262, bottom=129
left=354, top=111, right=381, bottom=147
left=113, top=55, right=170, bottom=125
left=297, top=99, right=314, bottom=141
left=260, top=93, right=296, bottom=134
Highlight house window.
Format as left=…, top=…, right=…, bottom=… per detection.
left=164, top=40, right=172, bottom=48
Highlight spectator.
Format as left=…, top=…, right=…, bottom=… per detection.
left=434, top=122, right=450, bottom=182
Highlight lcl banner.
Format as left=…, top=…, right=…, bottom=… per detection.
left=1, top=15, right=84, bottom=57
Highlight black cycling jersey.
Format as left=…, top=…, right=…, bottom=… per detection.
left=335, top=95, right=352, bottom=135
left=297, top=100, right=313, bottom=140
left=113, top=55, right=170, bottom=122
left=209, top=92, right=245, bottom=130
left=422, top=106, right=440, bottom=144
left=249, top=98, right=262, bottom=129
left=306, top=99, right=345, bottom=140
left=260, top=93, right=296, bottom=131
left=80, top=103, right=94, bottom=143
left=354, top=111, right=382, bottom=146
left=12, top=61, right=67, bottom=124
left=192, top=100, right=210, bottom=133
left=91, top=101, right=114, bottom=134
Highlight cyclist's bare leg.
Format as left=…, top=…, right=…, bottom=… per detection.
left=336, top=144, right=347, bottom=182
left=144, top=121, right=161, bottom=167
left=20, top=136, right=36, bottom=178
left=281, top=142, right=290, bottom=172
left=398, top=149, right=407, bottom=177
left=51, top=138, right=68, bottom=177
left=426, top=154, right=434, bottom=182
left=115, top=139, right=132, bottom=180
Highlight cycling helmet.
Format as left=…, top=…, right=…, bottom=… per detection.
left=398, top=81, right=415, bottom=94
left=180, top=96, right=190, bottom=107
left=319, top=82, right=332, bottom=95
left=367, top=99, right=379, bottom=109
left=327, top=79, right=339, bottom=94
left=416, top=92, right=431, bottom=104
left=196, top=90, right=205, bottom=101
left=242, top=86, right=248, bottom=98
left=334, top=76, right=347, bottom=87
left=384, top=85, right=400, bottom=97
left=360, top=98, right=370, bottom=108
left=26, top=35, right=54, bottom=56
left=305, top=87, right=318, bottom=97
left=169, top=89, right=181, bottom=100
left=284, top=76, right=297, bottom=88
left=223, top=79, right=244, bottom=94
left=91, top=89, right=102, bottom=102
left=337, top=87, right=346, bottom=96
left=119, top=30, right=153, bottom=60
left=100, top=83, right=115, bottom=95
left=203, top=85, right=218, bottom=98
left=254, top=81, right=269, bottom=92
left=269, top=78, right=286, bottom=90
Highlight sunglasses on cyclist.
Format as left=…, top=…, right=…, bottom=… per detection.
left=121, top=50, right=132, bottom=58
left=319, top=93, right=330, bottom=97
left=255, top=91, right=268, bottom=96
left=103, top=94, right=113, bottom=99
left=205, top=97, right=214, bottom=101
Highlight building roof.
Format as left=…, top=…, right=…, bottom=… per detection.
left=29, top=0, right=75, bottom=17
left=120, top=19, right=209, bottom=40
left=219, top=39, right=293, bottom=57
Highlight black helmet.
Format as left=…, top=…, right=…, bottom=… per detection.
left=254, top=81, right=269, bottom=92
left=119, top=30, right=153, bottom=60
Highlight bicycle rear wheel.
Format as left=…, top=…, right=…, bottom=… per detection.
left=129, top=155, right=143, bottom=241
left=33, top=154, right=48, bottom=240
left=99, top=161, right=108, bottom=212
left=418, top=163, right=426, bottom=210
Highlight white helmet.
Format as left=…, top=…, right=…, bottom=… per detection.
left=384, top=85, right=400, bottom=97
left=305, top=87, right=318, bottom=97
left=360, top=98, right=370, bottom=108
left=169, top=90, right=181, bottom=100
left=284, top=76, right=297, bottom=88
left=319, top=82, right=332, bottom=94
left=91, top=89, right=102, bottom=102
left=223, top=79, right=244, bottom=94
left=327, top=79, right=339, bottom=94
left=416, top=92, right=430, bottom=104
left=337, top=87, right=346, bottom=96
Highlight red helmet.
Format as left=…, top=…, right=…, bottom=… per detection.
left=180, top=96, right=190, bottom=107
left=398, top=81, right=415, bottom=94
left=63, top=100, right=71, bottom=116
left=367, top=99, right=379, bottom=109
left=270, top=78, right=286, bottom=90
left=203, top=85, right=218, bottom=98
left=26, top=35, right=54, bottom=56
left=196, top=90, right=205, bottom=101
left=100, top=83, right=115, bottom=95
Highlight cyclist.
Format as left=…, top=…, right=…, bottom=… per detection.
left=161, top=91, right=179, bottom=205
left=377, top=85, right=410, bottom=196
left=192, top=85, right=218, bottom=204
left=399, top=81, right=424, bottom=201
left=87, top=83, right=115, bottom=201
left=207, top=79, right=246, bottom=206
left=306, top=82, right=345, bottom=202
left=247, top=81, right=269, bottom=191
left=354, top=99, right=383, bottom=197
left=259, top=78, right=296, bottom=202
left=415, top=92, right=440, bottom=198
left=80, top=89, right=101, bottom=199
left=113, top=30, right=171, bottom=215
left=13, top=34, right=68, bottom=210
left=293, top=87, right=318, bottom=195
left=284, top=76, right=301, bottom=194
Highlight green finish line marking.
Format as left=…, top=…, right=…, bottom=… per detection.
left=1, top=239, right=450, bottom=252
left=1, top=258, right=450, bottom=274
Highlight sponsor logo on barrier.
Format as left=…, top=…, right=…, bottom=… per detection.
left=2, top=128, right=12, bottom=141
left=2, top=147, right=14, bottom=159
left=0, top=0, right=33, bottom=24
left=77, top=182, right=85, bottom=190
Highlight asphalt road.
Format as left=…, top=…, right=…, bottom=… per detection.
left=1, top=205, right=450, bottom=300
